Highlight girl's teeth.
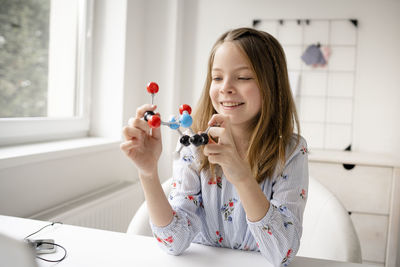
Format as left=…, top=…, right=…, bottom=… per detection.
left=223, top=102, right=241, bottom=107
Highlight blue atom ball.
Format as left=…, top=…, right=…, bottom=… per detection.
left=180, top=111, right=193, bottom=128
left=168, top=116, right=180, bottom=130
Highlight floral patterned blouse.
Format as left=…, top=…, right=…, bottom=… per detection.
left=151, top=135, right=309, bottom=266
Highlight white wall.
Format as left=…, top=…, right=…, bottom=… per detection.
left=186, top=0, right=400, bottom=156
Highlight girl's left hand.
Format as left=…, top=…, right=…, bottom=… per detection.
left=203, top=114, right=253, bottom=185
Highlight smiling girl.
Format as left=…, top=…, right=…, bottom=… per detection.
left=121, top=28, right=309, bottom=266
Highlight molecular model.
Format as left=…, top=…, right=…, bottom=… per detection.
left=143, top=82, right=210, bottom=152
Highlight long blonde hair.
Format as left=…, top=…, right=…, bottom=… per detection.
left=192, top=28, right=300, bottom=183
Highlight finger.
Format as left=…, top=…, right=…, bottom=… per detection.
left=122, top=125, right=145, bottom=141
left=208, top=154, right=224, bottom=165
left=120, top=138, right=145, bottom=153
left=208, top=114, right=230, bottom=128
left=132, top=117, right=151, bottom=134
left=150, top=124, right=162, bottom=139
left=120, top=140, right=136, bottom=154
left=135, top=104, right=157, bottom=119
left=207, top=127, right=225, bottom=138
left=134, top=112, right=162, bottom=139
left=207, top=127, right=229, bottom=145
left=203, top=143, right=223, bottom=156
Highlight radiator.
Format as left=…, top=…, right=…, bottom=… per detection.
left=29, top=181, right=144, bottom=232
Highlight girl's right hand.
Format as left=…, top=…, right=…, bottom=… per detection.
left=120, top=104, right=162, bottom=177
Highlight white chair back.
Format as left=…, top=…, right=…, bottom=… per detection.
left=127, top=179, right=171, bottom=236
left=298, top=177, right=362, bottom=263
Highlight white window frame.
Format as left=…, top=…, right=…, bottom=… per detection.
left=0, top=0, right=93, bottom=146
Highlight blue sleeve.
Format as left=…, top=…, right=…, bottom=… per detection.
left=247, top=137, right=309, bottom=266
left=150, top=146, right=203, bottom=255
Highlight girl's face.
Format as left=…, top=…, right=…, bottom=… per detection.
left=209, top=42, right=262, bottom=128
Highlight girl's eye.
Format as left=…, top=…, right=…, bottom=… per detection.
left=238, top=77, right=252, bottom=80
left=212, top=77, right=222, bottom=81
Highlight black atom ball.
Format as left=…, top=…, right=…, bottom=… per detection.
left=180, top=135, right=190, bottom=146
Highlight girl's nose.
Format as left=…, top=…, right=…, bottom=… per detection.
left=220, top=79, right=235, bottom=94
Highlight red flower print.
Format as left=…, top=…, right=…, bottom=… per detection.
left=300, top=146, right=308, bottom=154
left=172, top=210, right=179, bottom=220
left=221, top=198, right=238, bottom=222
left=171, top=179, right=181, bottom=189
left=185, top=195, right=200, bottom=206
left=164, top=236, right=173, bottom=243
left=154, top=233, right=173, bottom=249
left=216, top=176, right=222, bottom=188
left=282, top=248, right=293, bottom=266
left=262, top=225, right=272, bottom=235
left=208, top=176, right=222, bottom=188
left=300, top=189, right=306, bottom=199
left=215, top=230, right=223, bottom=246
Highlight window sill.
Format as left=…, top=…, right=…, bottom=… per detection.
left=0, top=137, right=122, bottom=170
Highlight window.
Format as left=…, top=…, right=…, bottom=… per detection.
left=0, top=0, right=93, bottom=146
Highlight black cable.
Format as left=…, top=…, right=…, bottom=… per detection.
left=23, top=222, right=63, bottom=240
left=35, top=241, right=67, bottom=263
left=23, top=222, right=67, bottom=263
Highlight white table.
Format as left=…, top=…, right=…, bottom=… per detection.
left=0, top=215, right=375, bottom=267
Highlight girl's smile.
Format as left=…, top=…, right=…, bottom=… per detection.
left=220, top=101, right=245, bottom=109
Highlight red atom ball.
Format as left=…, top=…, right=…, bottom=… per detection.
left=148, top=115, right=161, bottom=128
left=147, top=82, right=159, bottom=94
left=179, top=104, right=192, bottom=115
